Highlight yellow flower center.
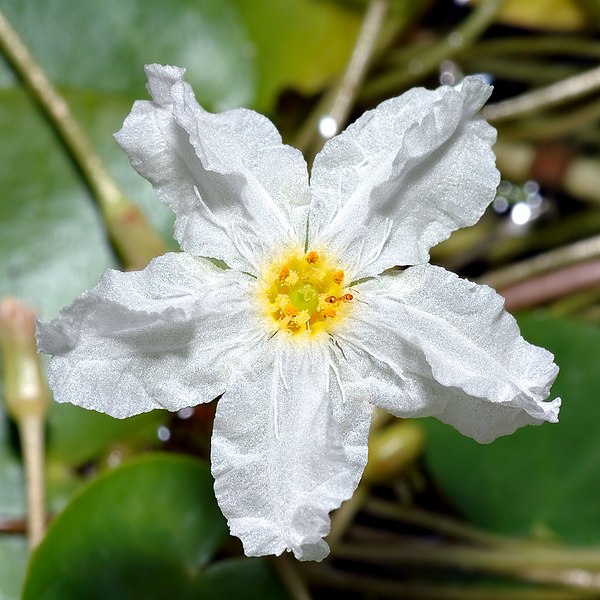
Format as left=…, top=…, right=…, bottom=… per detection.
left=258, top=248, right=353, bottom=336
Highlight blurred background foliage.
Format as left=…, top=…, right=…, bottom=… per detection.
left=1, top=0, right=600, bottom=598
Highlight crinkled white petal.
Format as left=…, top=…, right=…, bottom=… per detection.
left=309, top=77, right=500, bottom=279
left=37, top=253, right=263, bottom=418
left=115, top=64, right=310, bottom=274
left=211, top=335, right=372, bottom=561
left=334, top=264, right=560, bottom=443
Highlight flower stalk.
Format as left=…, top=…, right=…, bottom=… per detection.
left=0, top=298, right=49, bottom=549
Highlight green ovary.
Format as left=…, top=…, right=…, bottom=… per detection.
left=289, top=283, right=319, bottom=315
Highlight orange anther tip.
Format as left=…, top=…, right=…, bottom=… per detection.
left=278, top=266, right=290, bottom=280
left=284, top=304, right=299, bottom=317
left=322, top=308, right=337, bottom=318
left=305, top=251, right=319, bottom=264
left=332, top=270, right=344, bottom=284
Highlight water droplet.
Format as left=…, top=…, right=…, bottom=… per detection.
left=493, top=196, right=509, bottom=213
left=318, top=116, right=337, bottom=139
left=524, top=180, right=540, bottom=195
left=511, top=202, right=532, bottom=225
left=178, top=407, right=194, bottom=420
left=157, top=426, right=171, bottom=442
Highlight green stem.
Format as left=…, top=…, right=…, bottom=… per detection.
left=496, top=97, right=600, bottom=140
left=0, top=8, right=166, bottom=269
left=364, top=499, right=544, bottom=549
left=483, top=64, right=600, bottom=122
left=328, top=484, right=369, bottom=549
left=19, top=416, right=45, bottom=549
left=295, top=0, right=389, bottom=158
left=334, top=542, right=600, bottom=587
left=360, top=0, right=504, bottom=102
left=270, top=555, right=313, bottom=600
left=463, top=57, right=579, bottom=85
left=472, top=36, right=600, bottom=59
left=303, top=564, right=596, bottom=600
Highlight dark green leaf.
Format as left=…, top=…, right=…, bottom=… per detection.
left=23, top=454, right=231, bottom=599
left=199, top=558, right=287, bottom=600
left=424, top=313, right=600, bottom=544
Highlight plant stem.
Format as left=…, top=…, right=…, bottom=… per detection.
left=334, top=542, right=600, bottom=586
left=364, top=499, right=543, bottom=549
left=328, top=484, right=369, bottom=549
left=472, top=36, right=600, bottom=59
left=480, top=235, right=600, bottom=290
left=360, top=0, right=504, bottom=102
left=19, top=416, right=46, bottom=549
left=483, top=64, right=600, bottom=122
left=499, top=258, right=600, bottom=311
left=271, top=555, right=313, bottom=600
left=303, top=564, right=596, bottom=600
left=0, top=518, right=27, bottom=534
left=295, top=0, right=388, bottom=158
left=0, top=8, right=166, bottom=269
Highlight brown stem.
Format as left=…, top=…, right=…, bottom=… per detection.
left=500, top=258, right=600, bottom=311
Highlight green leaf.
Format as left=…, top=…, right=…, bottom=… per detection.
left=46, top=404, right=164, bottom=466
left=232, top=0, right=362, bottom=111
left=423, top=312, right=600, bottom=544
left=1, top=0, right=256, bottom=110
left=0, top=87, right=114, bottom=322
left=199, top=558, right=287, bottom=600
left=0, top=537, right=28, bottom=600
left=23, top=454, right=231, bottom=599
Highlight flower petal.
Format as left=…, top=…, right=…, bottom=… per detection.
left=309, top=77, right=500, bottom=279
left=334, top=264, right=560, bottom=443
left=211, top=336, right=372, bottom=561
left=37, top=253, right=263, bottom=418
left=115, top=64, right=310, bottom=273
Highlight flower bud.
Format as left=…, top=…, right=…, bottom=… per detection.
left=363, top=420, right=425, bottom=484
left=0, top=298, right=49, bottom=420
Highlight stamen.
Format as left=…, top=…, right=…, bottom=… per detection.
left=306, top=251, right=319, bottom=264
left=259, top=247, right=353, bottom=336
left=332, top=270, right=344, bottom=285
left=284, top=304, right=299, bottom=317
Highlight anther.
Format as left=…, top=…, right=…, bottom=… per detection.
left=278, top=266, right=290, bottom=281
left=332, top=270, right=344, bottom=285
left=322, top=308, right=336, bottom=318
left=284, top=304, right=299, bottom=317
left=305, top=251, right=319, bottom=264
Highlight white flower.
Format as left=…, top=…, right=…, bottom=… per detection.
left=37, top=64, right=561, bottom=562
